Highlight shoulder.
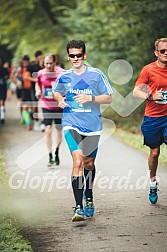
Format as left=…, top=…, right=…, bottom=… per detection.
left=87, top=65, right=105, bottom=76
left=141, top=61, right=157, bottom=73
left=57, top=68, right=73, bottom=78
left=54, top=65, right=64, bottom=74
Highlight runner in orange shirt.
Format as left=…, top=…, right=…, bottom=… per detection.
left=133, top=38, right=167, bottom=204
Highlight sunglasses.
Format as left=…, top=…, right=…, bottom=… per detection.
left=157, top=49, right=167, bottom=54
left=68, top=53, right=84, bottom=58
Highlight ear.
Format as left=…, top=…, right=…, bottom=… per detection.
left=67, top=54, right=70, bottom=60
left=83, top=53, right=87, bottom=60
left=154, top=50, right=158, bottom=57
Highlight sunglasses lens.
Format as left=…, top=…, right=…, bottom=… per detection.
left=69, top=53, right=83, bottom=58
left=77, top=54, right=83, bottom=58
left=160, top=49, right=166, bottom=54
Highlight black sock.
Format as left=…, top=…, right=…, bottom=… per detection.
left=49, top=152, right=53, bottom=160
left=71, top=176, right=84, bottom=207
left=84, top=167, right=96, bottom=200
left=55, top=147, right=59, bottom=157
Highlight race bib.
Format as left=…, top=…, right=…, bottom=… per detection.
left=71, top=98, right=91, bottom=112
left=44, top=88, right=52, bottom=99
left=156, top=90, right=167, bottom=104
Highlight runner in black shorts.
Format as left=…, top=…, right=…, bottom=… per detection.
left=36, top=53, right=64, bottom=167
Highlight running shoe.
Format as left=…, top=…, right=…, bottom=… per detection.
left=27, top=124, right=32, bottom=131
left=48, top=158, right=54, bottom=167
left=149, top=182, right=158, bottom=204
left=83, top=190, right=94, bottom=217
left=72, top=205, right=86, bottom=222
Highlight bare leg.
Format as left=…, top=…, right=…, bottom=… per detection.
left=55, top=128, right=63, bottom=148
left=45, top=125, right=52, bottom=154
left=148, top=147, right=160, bottom=182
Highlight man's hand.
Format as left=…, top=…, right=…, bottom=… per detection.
left=58, top=97, right=69, bottom=109
left=153, top=88, right=163, bottom=100
left=74, top=94, right=91, bottom=104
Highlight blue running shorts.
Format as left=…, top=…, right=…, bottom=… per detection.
left=64, top=129, right=100, bottom=158
left=141, top=115, right=167, bottom=149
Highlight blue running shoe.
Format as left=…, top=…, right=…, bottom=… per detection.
left=72, top=205, right=86, bottom=222
left=149, top=182, right=158, bottom=204
left=83, top=190, right=94, bottom=217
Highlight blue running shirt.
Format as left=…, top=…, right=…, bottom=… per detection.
left=52, top=65, right=113, bottom=135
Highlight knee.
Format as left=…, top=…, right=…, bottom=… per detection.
left=73, top=158, right=83, bottom=171
left=83, top=160, right=94, bottom=171
left=150, top=149, right=160, bottom=159
left=45, top=125, right=52, bottom=135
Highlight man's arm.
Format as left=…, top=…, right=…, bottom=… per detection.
left=133, top=84, right=163, bottom=101
left=133, top=85, right=148, bottom=100
left=24, top=71, right=37, bottom=83
left=52, top=91, right=69, bottom=109
left=74, top=94, right=112, bottom=104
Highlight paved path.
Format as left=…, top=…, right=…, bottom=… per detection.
left=0, top=95, right=167, bottom=252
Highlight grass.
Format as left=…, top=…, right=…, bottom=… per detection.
left=0, top=150, right=33, bottom=252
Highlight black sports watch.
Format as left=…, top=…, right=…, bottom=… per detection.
left=147, top=93, right=153, bottom=101
left=91, top=95, right=95, bottom=102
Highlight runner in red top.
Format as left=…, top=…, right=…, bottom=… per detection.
left=133, top=38, right=167, bottom=204
left=36, top=53, right=64, bottom=167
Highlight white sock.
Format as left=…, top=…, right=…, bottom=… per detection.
left=0, top=106, right=5, bottom=120
left=150, top=180, right=157, bottom=188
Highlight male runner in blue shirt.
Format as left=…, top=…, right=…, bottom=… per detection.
left=52, top=40, right=113, bottom=222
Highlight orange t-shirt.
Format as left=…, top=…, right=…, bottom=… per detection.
left=135, top=61, right=167, bottom=117
left=22, top=67, right=31, bottom=89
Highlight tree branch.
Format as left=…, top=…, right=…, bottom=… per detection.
left=38, top=0, right=58, bottom=25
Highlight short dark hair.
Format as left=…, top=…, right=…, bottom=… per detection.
left=35, top=50, right=43, bottom=57
left=22, top=55, right=30, bottom=61
left=66, top=40, right=86, bottom=54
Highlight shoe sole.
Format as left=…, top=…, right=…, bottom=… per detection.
left=72, top=213, right=86, bottom=222
left=48, top=164, right=55, bottom=168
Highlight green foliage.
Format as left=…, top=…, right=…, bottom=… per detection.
left=0, top=216, right=32, bottom=252
left=0, top=0, right=167, bottom=113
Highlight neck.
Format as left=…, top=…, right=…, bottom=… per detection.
left=73, top=64, right=86, bottom=75
left=156, top=60, right=167, bottom=68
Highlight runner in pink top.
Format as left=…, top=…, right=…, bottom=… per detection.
left=36, top=53, right=64, bottom=167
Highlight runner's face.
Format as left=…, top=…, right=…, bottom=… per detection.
left=155, top=42, right=167, bottom=64
left=44, top=56, right=55, bottom=72
left=68, top=48, right=86, bottom=69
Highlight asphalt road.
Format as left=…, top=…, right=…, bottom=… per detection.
left=1, top=95, right=167, bottom=252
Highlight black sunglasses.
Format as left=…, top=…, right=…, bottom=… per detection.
left=157, top=49, right=167, bottom=54
left=69, top=53, right=84, bottom=58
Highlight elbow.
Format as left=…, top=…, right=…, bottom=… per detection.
left=108, top=95, right=112, bottom=103
left=133, top=89, right=137, bottom=97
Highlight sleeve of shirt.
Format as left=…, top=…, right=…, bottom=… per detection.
left=52, top=75, right=65, bottom=95
left=97, top=70, right=113, bottom=95
left=135, top=66, right=149, bottom=87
